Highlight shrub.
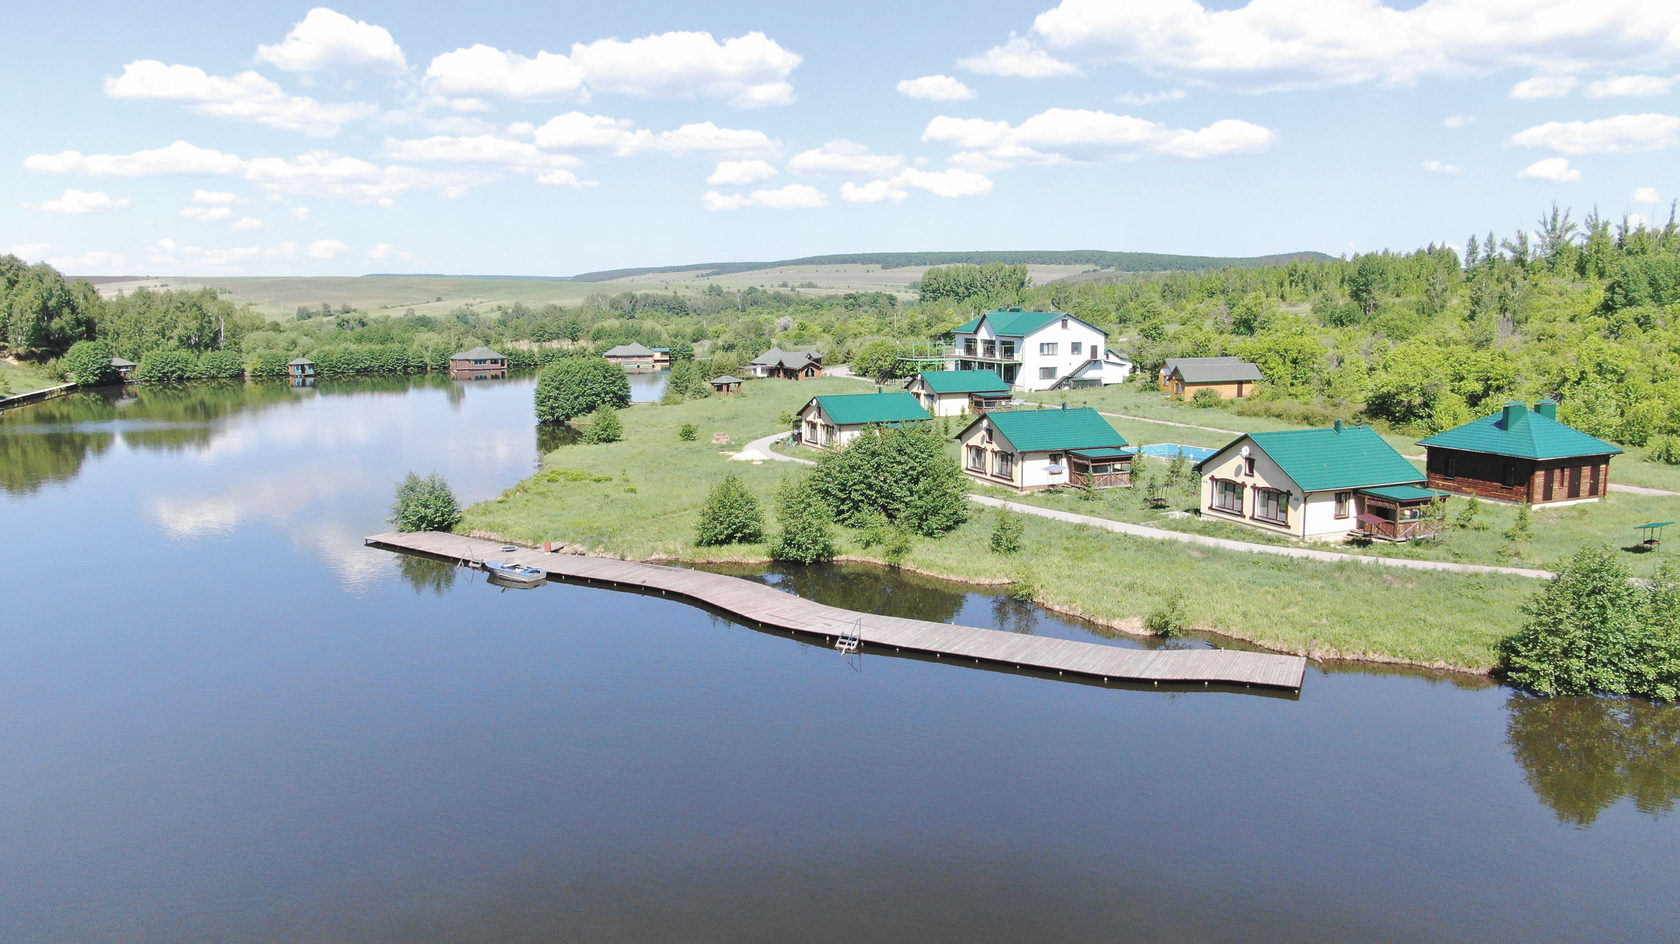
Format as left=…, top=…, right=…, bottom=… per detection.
left=1648, top=435, right=1680, bottom=466
left=769, top=475, right=837, bottom=564
left=880, top=527, right=913, bottom=567
left=809, top=424, right=969, bottom=536
left=1498, top=546, right=1647, bottom=696
left=581, top=405, right=623, bottom=444
left=1145, top=587, right=1188, bottom=637
left=1191, top=387, right=1222, bottom=408
left=535, top=356, right=631, bottom=424
left=1455, top=495, right=1482, bottom=530
left=62, top=340, right=116, bottom=386
left=389, top=471, right=463, bottom=532
left=694, top=474, right=764, bottom=546
left=989, top=508, right=1024, bottom=554
left=196, top=349, right=246, bottom=379
left=661, top=360, right=711, bottom=403
left=1504, top=505, right=1533, bottom=544
left=133, top=349, right=196, bottom=382
left=679, top=423, right=699, bottom=441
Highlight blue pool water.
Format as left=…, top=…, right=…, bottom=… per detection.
left=1135, top=443, right=1218, bottom=462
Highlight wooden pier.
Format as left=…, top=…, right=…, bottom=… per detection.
left=365, top=531, right=1308, bottom=693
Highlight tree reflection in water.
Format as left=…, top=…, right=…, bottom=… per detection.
left=991, top=596, right=1039, bottom=636
left=1505, top=693, right=1680, bottom=826
left=396, top=553, right=462, bottom=597
left=754, top=562, right=967, bottom=627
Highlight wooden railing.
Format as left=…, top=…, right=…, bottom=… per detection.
left=1361, top=517, right=1445, bottom=542
left=1070, top=469, right=1131, bottom=489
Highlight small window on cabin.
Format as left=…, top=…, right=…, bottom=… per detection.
left=1442, top=455, right=1457, bottom=479
left=1039, top=343, right=1058, bottom=356
left=1502, top=464, right=1519, bottom=488
left=1244, top=457, right=1255, bottom=477
left=1061, top=317, right=1068, bottom=329
left=1334, top=492, right=1352, bottom=519
left=967, top=445, right=985, bottom=471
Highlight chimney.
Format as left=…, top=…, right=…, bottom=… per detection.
left=1534, top=399, right=1558, bottom=420
left=1334, top=419, right=1343, bottom=433
left=1501, top=401, right=1527, bottom=426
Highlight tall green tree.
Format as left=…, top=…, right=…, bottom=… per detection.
left=62, top=340, right=116, bottom=386
left=1498, top=546, right=1644, bottom=696
left=809, top=424, right=968, bottom=536
left=535, top=356, right=631, bottom=423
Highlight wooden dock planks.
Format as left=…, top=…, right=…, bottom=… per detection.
left=365, top=531, right=1307, bottom=692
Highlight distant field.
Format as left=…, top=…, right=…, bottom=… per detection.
left=89, top=276, right=682, bottom=319
left=599, top=262, right=1096, bottom=295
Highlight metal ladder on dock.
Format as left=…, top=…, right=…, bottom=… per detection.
left=834, top=618, right=862, bottom=654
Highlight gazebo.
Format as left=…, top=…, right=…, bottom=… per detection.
left=709, top=375, right=742, bottom=395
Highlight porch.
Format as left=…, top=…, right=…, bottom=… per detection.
left=1356, top=485, right=1448, bottom=542
left=1066, top=448, right=1133, bottom=489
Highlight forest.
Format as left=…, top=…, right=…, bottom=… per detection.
left=5, top=201, right=1680, bottom=460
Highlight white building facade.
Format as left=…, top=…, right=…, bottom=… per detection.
left=948, top=308, right=1131, bottom=392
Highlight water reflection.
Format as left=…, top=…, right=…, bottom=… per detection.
left=397, top=554, right=463, bottom=596
left=1505, top=693, right=1680, bottom=825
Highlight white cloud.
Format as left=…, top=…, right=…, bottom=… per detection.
left=841, top=180, right=909, bottom=204
left=5, top=242, right=54, bottom=260
left=1444, top=115, right=1477, bottom=128
left=1115, top=88, right=1187, bottom=106
left=31, top=189, right=131, bottom=213
left=1585, top=74, right=1675, bottom=98
left=307, top=238, right=352, bottom=259
left=702, top=184, right=826, bottom=211
left=383, top=134, right=583, bottom=171
left=924, top=108, right=1274, bottom=167
left=655, top=122, right=779, bottom=158
left=896, top=75, right=977, bottom=101
left=1628, top=212, right=1650, bottom=229
left=1016, top=0, right=1680, bottom=93
left=571, top=31, right=800, bottom=106
left=366, top=242, right=418, bottom=263
left=424, top=44, right=586, bottom=101
left=1509, top=75, right=1579, bottom=99
left=1507, top=114, right=1680, bottom=154
left=25, top=140, right=245, bottom=177
left=960, top=36, right=1080, bottom=78
left=148, top=238, right=269, bottom=268
left=531, top=112, right=651, bottom=155
left=707, top=160, right=778, bottom=186
left=231, top=217, right=265, bottom=231
left=180, top=205, right=233, bottom=221
left=1517, top=157, right=1582, bottom=183
left=290, top=206, right=311, bottom=221
left=192, top=189, right=237, bottom=204
left=48, top=250, right=127, bottom=271
left=1634, top=186, right=1660, bottom=203
left=245, top=150, right=495, bottom=205
left=105, top=59, right=375, bottom=135
left=1421, top=160, right=1461, bottom=174
left=427, top=30, right=800, bottom=107
left=507, top=121, right=535, bottom=136
left=257, top=7, right=407, bottom=76
left=787, top=140, right=903, bottom=177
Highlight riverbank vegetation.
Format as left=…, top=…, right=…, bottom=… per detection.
left=459, top=377, right=1537, bottom=671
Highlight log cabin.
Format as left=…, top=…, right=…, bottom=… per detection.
left=1418, top=400, right=1621, bottom=505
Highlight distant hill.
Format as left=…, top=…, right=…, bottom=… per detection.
left=566, top=250, right=1334, bottom=282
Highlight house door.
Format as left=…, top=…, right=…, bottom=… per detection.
left=1568, top=466, right=1582, bottom=499
left=1543, top=468, right=1554, bottom=501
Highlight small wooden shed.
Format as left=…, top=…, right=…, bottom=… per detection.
left=709, top=375, right=743, bottom=395
left=110, top=357, right=137, bottom=382
left=449, top=346, right=508, bottom=379
left=288, top=358, right=315, bottom=380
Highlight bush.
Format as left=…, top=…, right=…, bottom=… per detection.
left=133, top=349, right=196, bottom=382
left=1648, top=436, right=1680, bottom=466
left=661, top=360, right=711, bottom=403
left=1504, top=505, right=1533, bottom=544
left=62, top=340, right=116, bottom=386
left=1455, top=495, right=1482, bottom=530
left=770, top=475, right=837, bottom=564
left=536, top=356, right=630, bottom=423
left=196, top=349, right=246, bottom=379
left=880, top=527, right=913, bottom=567
left=1191, top=387, right=1222, bottom=408
left=679, top=423, right=698, bottom=441
left=1497, top=546, right=1669, bottom=697
left=694, top=474, right=764, bottom=546
left=389, top=471, right=463, bottom=532
left=1145, top=587, right=1189, bottom=637
left=989, top=508, right=1024, bottom=554
left=809, top=424, right=969, bottom=536
left=581, top=405, right=623, bottom=443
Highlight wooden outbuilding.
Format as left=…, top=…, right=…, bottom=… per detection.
left=1162, top=357, right=1263, bottom=400
left=602, top=342, right=659, bottom=371
left=709, top=375, right=743, bottom=395
left=449, top=346, right=508, bottom=379
left=955, top=405, right=1132, bottom=493
left=904, top=369, right=1012, bottom=417
left=749, top=347, right=823, bottom=380
left=110, top=357, right=137, bottom=382
left=287, top=358, right=315, bottom=380
left=1419, top=400, right=1621, bottom=505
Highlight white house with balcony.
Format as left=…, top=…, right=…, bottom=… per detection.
left=947, top=308, right=1132, bottom=392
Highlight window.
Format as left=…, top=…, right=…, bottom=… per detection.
left=1502, top=464, right=1519, bottom=488
left=1039, top=367, right=1057, bottom=380
left=1244, top=457, right=1255, bottom=477
left=1071, top=341, right=1083, bottom=356
left=993, top=452, right=1014, bottom=478
left=1039, top=342, right=1058, bottom=356
left=1061, top=317, right=1069, bottom=329
left=1213, top=479, right=1244, bottom=514
left=1254, top=488, right=1288, bottom=525
left=967, top=445, right=985, bottom=471
left=963, top=340, right=977, bottom=356
left=1442, top=455, right=1457, bottom=479
left=983, top=427, right=993, bottom=444
left=1334, top=491, right=1353, bottom=519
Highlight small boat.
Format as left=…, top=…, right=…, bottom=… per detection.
left=482, top=560, right=547, bottom=588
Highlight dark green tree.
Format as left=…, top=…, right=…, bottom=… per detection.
left=580, top=405, right=623, bottom=443
left=1498, top=546, right=1643, bottom=696
left=62, top=339, right=116, bottom=386
left=389, top=471, right=463, bottom=532
left=694, top=474, right=764, bottom=546
left=850, top=339, right=902, bottom=380
left=769, top=474, right=837, bottom=564
left=535, top=356, right=630, bottom=423
left=809, top=424, right=969, bottom=536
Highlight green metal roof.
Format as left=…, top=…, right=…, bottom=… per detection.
left=1418, top=403, right=1623, bottom=460
left=949, top=308, right=1066, bottom=337
left=912, top=369, right=1010, bottom=395
left=1197, top=425, right=1424, bottom=493
left=808, top=392, right=932, bottom=426
left=1359, top=484, right=1447, bottom=502
left=977, top=407, right=1128, bottom=453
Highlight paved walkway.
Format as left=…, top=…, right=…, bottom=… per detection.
left=738, top=432, right=1556, bottom=580
left=1611, top=482, right=1680, bottom=497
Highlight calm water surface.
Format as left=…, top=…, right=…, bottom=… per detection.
left=2, top=375, right=1677, bottom=943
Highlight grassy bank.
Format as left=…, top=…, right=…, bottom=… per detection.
left=461, top=377, right=1540, bottom=671
left=0, top=359, right=64, bottom=398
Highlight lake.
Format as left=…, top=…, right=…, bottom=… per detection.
left=2, top=374, right=1676, bottom=943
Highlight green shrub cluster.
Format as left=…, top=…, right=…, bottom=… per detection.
left=809, top=424, right=969, bottom=536
left=770, top=475, right=837, bottom=563
left=535, top=357, right=631, bottom=423
left=989, top=508, right=1024, bottom=554
left=62, top=340, right=116, bottom=386
left=581, top=406, right=623, bottom=444
left=389, top=471, right=463, bottom=533
left=693, top=474, right=764, bottom=546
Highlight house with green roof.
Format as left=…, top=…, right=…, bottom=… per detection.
left=1419, top=400, right=1621, bottom=505
left=448, top=346, right=507, bottom=379
left=904, top=369, right=1012, bottom=416
left=955, top=405, right=1133, bottom=492
left=947, top=307, right=1133, bottom=392
left=796, top=391, right=932, bottom=448
left=1193, top=422, right=1447, bottom=541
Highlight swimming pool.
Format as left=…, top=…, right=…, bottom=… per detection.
left=1134, top=443, right=1218, bottom=462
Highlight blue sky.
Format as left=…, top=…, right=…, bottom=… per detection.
left=3, top=0, right=1676, bottom=276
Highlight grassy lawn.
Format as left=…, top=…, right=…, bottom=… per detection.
left=0, top=360, right=64, bottom=398
left=460, top=379, right=1543, bottom=672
